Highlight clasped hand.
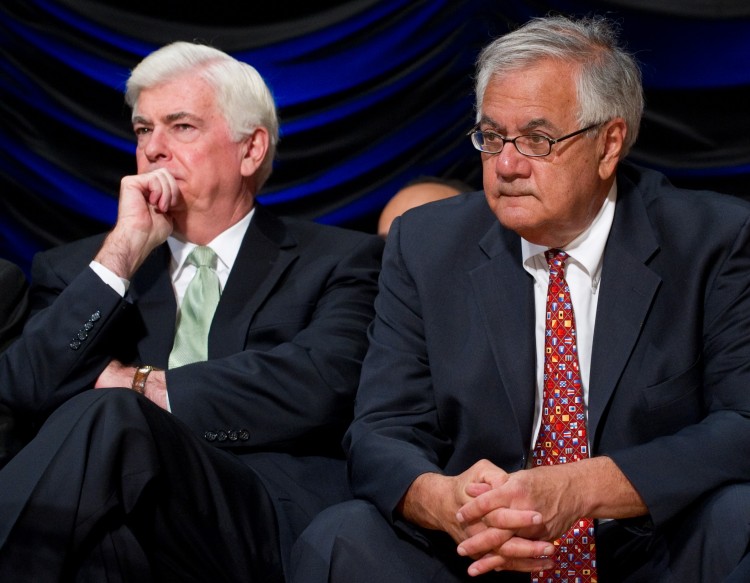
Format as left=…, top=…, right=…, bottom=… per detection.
left=450, top=460, right=585, bottom=576
left=117, top=168, right=182, bottom=249
left=95, top=168, right=182, bottom=280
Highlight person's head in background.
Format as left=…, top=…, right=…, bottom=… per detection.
left=377, top=176, right=474, bottom=237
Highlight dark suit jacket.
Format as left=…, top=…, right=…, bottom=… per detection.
left=0, top=204, right=383, bottom=559
left=346, top=161, right=750, bottom=535
left=0, top=259, right=29, bottom=466
left=0, top=259, right=28, bottom=351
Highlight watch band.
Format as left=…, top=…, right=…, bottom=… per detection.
left=131, top=365, right=155, bottom=395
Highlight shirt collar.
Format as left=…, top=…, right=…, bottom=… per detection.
left=168, top=207, right=254, bottom=277
left=521, top=181, right=617, bottom=280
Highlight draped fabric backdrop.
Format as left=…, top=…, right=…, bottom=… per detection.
left=2, top=0, right=749, bottom=276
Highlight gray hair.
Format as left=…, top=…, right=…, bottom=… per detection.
left=125, top=41, right=279, bottom=189
left=475, top=15, right=644, bottom=156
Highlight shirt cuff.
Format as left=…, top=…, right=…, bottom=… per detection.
left=89, top=261, right=130, bottom=297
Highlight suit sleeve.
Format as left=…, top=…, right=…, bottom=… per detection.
left=165, top=233, right=384, bottom=455
left=344, top=219, right=450, bottom=520
left=0, top=255, right=127, bottom=417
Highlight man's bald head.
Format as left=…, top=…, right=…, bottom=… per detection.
left=378, top=179, right=470, bottom=237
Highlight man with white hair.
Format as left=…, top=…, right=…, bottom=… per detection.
left=0, top=42, right=382, bottom=581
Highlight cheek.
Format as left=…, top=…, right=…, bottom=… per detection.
left=135, top=150, right=150, bottom=173
left=482, top=172, right=493, bottom=195
left=481, top=158, right=498, bottom=192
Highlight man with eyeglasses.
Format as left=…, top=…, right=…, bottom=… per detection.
left=291, top=14, right=750, bottom=583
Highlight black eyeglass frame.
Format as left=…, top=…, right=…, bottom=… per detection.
left=466, top=122, right=603, bottom=157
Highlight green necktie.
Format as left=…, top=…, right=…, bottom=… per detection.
left=168, top=246, right=221, bottom=368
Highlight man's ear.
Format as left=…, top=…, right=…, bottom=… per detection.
left=598, top=118, right=626, bottom=180
left=240, top=127, right=269, bottom=177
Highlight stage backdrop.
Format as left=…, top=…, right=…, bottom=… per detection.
left=2, top=0, right=749, bottom=275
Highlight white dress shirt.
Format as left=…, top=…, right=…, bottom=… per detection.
left=91, top=208, right=253, bottom=306
left=167, top=208, right=253, bottom=307
left=521, top=184, right=617, bottom=451
left=88, top=208, right=255, bottom=408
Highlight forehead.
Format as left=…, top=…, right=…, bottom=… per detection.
left=134, top=73, right=220, bottom=120
left=480, top=59, right=579, bottom=129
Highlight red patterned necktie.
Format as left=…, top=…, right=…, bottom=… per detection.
left=531, top=249, right=597, bottom=583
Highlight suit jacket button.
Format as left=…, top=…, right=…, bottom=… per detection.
left=217, top=430, right=228, bottom=442
left=238, top=429, right=250, bottom=441
left=69, top=340, right=81, bottom=350
left=204, top=431, right=217, bottom=442
left=228, top=430, right=238, bottom=441
left=89, top=311, right=101, bottom=322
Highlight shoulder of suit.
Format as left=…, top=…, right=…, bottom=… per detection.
left=620, top=161, right=750, bottom=213
left=37, top=232, right=108, bottom=259
left=278, top=214, right=383, bottom=248
left=398, top=190, right=495, bottom=232
left=32, top=232, right=109, bottom=276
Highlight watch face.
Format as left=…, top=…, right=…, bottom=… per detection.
left=132, top=366, right=153, bottom=394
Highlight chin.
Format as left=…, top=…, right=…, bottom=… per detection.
left=495, top=201, right=534, bottom=225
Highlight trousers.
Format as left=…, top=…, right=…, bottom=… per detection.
left=0, top=389, right=283, bottom=582
left=290, top=486, right=750, bottom=583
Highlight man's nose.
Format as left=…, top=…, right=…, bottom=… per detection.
left=143, top=127, right=169, bottom=161
left=492, top=143, right=531, bottom=179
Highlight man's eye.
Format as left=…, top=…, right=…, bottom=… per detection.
left=526, top=134, right=548, bottom=144
left=483, top=132, right=503, bottom=142
left=174, top=124, right=194, bottom=131
left=134, top=127, right=151, bottom=136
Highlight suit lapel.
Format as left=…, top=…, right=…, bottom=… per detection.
left=208, top=205, right=296, bottom=359
left=587, top=175, right=661, bottom=442
left=467, top=174, right=663, bottom=453
left=129, top=244, right=176, bottom=367
left=471, top=224, right=537, bottom=453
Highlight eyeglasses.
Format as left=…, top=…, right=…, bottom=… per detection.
left=467, top=123, right=601, bottom=157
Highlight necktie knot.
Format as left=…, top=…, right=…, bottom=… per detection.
left=545, top=248, right=568, bottom=279
left=188, top=245, right=217, bottom=270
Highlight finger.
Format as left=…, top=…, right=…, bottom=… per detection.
left=465, top=481, right=491, bottom=497
left=457, top=527, right=513, bottom=559
left=156, top=171, right=179, bottom=212
left=458, top=526, right=553, bottom=561
left=469, top=460, right=510, bottom=489
left=145, top=170, right=173, bottom=211
left=467, top=551, right=556, bottom=577
left=483, top=507, right=544, bottom=531
left=456, top=489, right=522, bottom=524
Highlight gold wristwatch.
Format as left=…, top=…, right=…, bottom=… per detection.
left=131, top=365, right=156, bottom=395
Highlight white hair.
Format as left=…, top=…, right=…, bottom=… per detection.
left=126, top=41, right=279, bottom=188
left=475, top=15, right=644, bottom=156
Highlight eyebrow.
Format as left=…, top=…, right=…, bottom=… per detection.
left=479, top=115, right=559, bottom=134
left=132, top=111, right=202, bottom=126
left=523, top=118, right=554, bottom=132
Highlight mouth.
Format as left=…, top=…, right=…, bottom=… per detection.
left=497, top=191, right=530, bottom=198
left=151, top=166, right=181, bottom=180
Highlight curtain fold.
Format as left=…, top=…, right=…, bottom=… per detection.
left=1, top=0, right=748, bottom=274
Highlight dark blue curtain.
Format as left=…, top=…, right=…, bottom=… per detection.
left=2, top=0, right=749, bottom=276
